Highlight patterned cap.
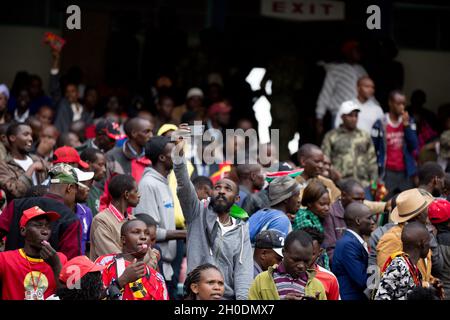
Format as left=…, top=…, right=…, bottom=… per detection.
left=48, top=163, right=92, bottom=189
left=268, top=175, right=301, bottom=206
left=255, top=230, right=284, bottom=257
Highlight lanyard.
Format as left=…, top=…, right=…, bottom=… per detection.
left=404, top=255, right=422, bottom=286
left=22, top=250, right=43, bottom=292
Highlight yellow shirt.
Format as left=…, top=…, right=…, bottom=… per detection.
left=168, top=160, right=194, bottom=229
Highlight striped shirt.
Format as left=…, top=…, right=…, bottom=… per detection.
left=273, top=262, right=308, bottom=299
left=316, top=62, right=367, bottom=119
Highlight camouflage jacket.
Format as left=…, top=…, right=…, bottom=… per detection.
left=322, top=127, right=378, bottom=187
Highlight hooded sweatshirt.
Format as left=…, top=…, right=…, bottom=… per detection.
left=173, top=158, right=253, bottom=300
left=134, top=167, right=176, bottom=281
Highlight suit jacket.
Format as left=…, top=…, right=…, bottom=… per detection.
left=332, top=230, right=369, bottom=300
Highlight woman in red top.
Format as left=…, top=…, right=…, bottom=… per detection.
left=100, top=219, right=168, bottom=300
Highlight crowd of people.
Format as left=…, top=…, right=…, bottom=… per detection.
left=1, top=41, right=450, bottom=301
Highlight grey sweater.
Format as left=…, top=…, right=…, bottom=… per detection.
left=174, top=159, right=253, bottom=300
left=134, top=167, right=176, bottom=279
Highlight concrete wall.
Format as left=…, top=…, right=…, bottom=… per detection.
left=398, top=49, right=450, bottom=111
left=0, top=25, right=60, bottom=91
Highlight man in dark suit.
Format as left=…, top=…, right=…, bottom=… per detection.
left=332, top=202, right=376, bottom=300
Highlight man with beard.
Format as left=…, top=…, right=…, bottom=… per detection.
left=417, top=161, right=445, bottom=197
left=0, top=122, right=48, bottom=201
left=173, top=126, right=253, bottom=300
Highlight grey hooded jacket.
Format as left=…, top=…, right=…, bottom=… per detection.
left=174, top=158, right=253, bottom=300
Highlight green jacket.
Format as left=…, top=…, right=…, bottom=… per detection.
left=248, top=265, right=327, bottom=300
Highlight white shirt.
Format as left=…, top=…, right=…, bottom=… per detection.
left=334, top=98, right=384, bottom=133
left=217, top=216, right=236, bottom=236
left=14, top=156, right=37, bottom=185
left=71, top=103, right=83, bottom=121
left=14, top=109, right=30, bottom=123
left=346, top=229, right=369, bottom=253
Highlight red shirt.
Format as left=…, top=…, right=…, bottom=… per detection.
left=0, top=249, right=67, bottom=300
left=314, top=264, right=340, bottom=300
left=385, top=118, right=405, bottom=171
left=100, top=254, right=169, bottom=300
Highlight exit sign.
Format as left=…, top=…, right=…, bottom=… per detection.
left=261, top=0, right=345, bottom=21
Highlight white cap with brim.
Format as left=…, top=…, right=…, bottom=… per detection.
left=339, top=100, right=361, bottom=116
left=273, top=247, right=283, bottom=258
left=186, top=88, right=204, bottom=99
left=73, top=168, right=95, bottom=189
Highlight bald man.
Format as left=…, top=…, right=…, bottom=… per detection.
left=173, top=133, right=253, bottom=300
left=332, top=202, right=375, bottom=300
left=296, top=144, right=341, bottom=203
left=375, top=222, right=431, bottom=300
left=236, top=163, right=265, bottom=206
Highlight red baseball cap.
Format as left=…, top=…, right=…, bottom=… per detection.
left=59, top=256, right=105, bottom=284
left=95, top=119, right=126, bottom=140
left=53, top=146, right=89, bottom=169
left=20, top=206, right=60, bottom=228
left=208, top=102, right=232, bottom=117
left=428, top=198, right=450, bottom=224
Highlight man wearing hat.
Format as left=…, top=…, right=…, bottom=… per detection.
left=206, top=102, right=232, bottom=135
left=99, top=117, right=153, bottom=212
left=0, top=163, right=94, bottom=259
left=428, top=199, right=450, bottom=299
left=76, top=118, right=125, bottom=154
left=0, top=206, right=67, bottom=300
left=53, top=146, right=90, bottom=169
left=248, top=175, right=301, bottom=243
left=134, top=135, right=186, bottom=299
left=322, top=101, right=378, bottom=191
left=334, top=76, right=384, bottom=134
left=253, top=230, right=284, bottom=278
left=376, top=188, right=441, bottom=285
left=172, top=87, right=205, bottom=125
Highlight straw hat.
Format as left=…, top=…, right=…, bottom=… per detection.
left=390, top=188, right=434, bottom=223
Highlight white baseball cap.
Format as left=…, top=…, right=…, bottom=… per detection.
left=186, top=88, right=204, bottom=99
left=339, top=100, right=361, bottom=115
left=73, top=168, right=94, bottom=189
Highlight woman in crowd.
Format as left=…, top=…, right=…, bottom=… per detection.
left=184, top=263, right=225, bottom=300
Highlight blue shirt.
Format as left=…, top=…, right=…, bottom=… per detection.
left=75, top=203, right=93, bottom=255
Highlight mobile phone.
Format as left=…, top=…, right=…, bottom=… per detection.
left=189, top=124, right=204, bottom=136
